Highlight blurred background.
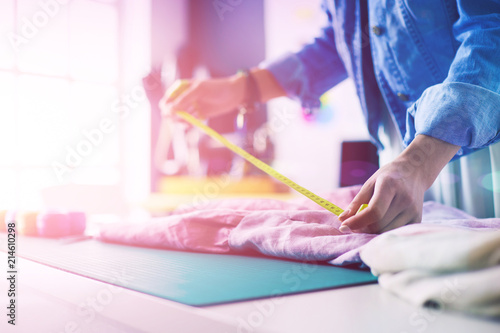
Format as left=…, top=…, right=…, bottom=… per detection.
left=0, top=0, right=372, bottom=223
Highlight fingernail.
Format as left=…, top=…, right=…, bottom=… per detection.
left=339, top=224, right=351, bottom=233
left=339, top=209, right=350, bottom=219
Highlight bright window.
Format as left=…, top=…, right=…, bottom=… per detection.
left=0, top=0, right=141, bottom=211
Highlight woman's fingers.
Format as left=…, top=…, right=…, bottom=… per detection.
left=169, top=83, right=200, bottom=113
left=159, top=80, right=194, bottom=116
left=356, top=176, right=401, bottom=230
left=338, top=157, right=427, bottom=234
left=160, top=75, right=247, bottom=120
left=341, top=180, right=395, bottom=232
left=338, top=181, right=374, bottom=222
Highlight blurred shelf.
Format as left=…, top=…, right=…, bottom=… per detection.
left=143, top=175, right=295, bottom=215
left=158, top=175, right=289, bottom=195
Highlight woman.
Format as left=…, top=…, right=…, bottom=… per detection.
left=160, top=0, right=500, bottom=233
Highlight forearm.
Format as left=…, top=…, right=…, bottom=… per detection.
left=251, top=68, right=288, bottom=102
left=396, top=134, right=460, bottom=189
left=230, top=68, right=288, bottom=105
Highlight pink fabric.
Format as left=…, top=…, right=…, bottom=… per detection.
left=97, top=185, right=500, bottom=266
left=228, top=209, right=375, bottom=265
left=99, top=209, right=245, bottom=254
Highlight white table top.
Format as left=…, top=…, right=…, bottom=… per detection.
left=1, top=253, right=499, bottom=333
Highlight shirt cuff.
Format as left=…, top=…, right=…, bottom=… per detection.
left=404, top=82, right=500, bottom=158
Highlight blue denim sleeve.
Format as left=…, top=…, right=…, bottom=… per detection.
left=261, top=4, right=348, bottom=109
left=404, top=0, right=500, bottom=154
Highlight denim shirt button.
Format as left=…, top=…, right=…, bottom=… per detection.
left=371, top=26, right=383, bottom=36
left=397, top=93, right=409, bottom=101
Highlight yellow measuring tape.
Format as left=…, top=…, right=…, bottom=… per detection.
left=166, top=80, right=367, bottom=216
left=177, top=111, right=345, bottom=215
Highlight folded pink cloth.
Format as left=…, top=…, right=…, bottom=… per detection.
left=97, top=185, right=500, bottom=265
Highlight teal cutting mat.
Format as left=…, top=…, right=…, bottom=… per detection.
left=15, top=237, right=377, bottom=306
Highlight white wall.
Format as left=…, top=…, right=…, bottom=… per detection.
left=120, top=0, right=153, bottom=207
left=264, top=0, right=370, bottom=192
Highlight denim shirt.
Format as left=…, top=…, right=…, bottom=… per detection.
left=263, top=0, right=500, bottom=159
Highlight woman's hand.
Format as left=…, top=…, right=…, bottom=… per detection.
left=338, top=158, right=427, bottom=234
left=159, top=68, right=287, bottom=120
left=338, top=135, right=460, bottom=234
left=159, top=75, right=246, bottom=119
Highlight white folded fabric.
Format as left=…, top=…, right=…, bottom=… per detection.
left=360, top=225, right=500, bottom=317
left=361, top=225, right=500, bottom=275
left=377, top=267, right=500, bottom=317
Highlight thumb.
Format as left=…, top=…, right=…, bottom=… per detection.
left=338, top=184, right=373, bottom=222
left=165, top=80, right=192, bottom=103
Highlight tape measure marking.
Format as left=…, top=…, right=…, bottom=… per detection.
left=176, top=111, right=345, bottom=216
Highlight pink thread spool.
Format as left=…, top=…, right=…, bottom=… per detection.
left=36, top=211, right=71, bottom=238
left=67, top=211, right=86, bottom=236
left=17, top=211, right=39, bottom=236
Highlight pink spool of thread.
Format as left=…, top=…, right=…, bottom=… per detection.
left=67, top=211, right=86, bottom=236
left=36, top=211, right=71, bottom=238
